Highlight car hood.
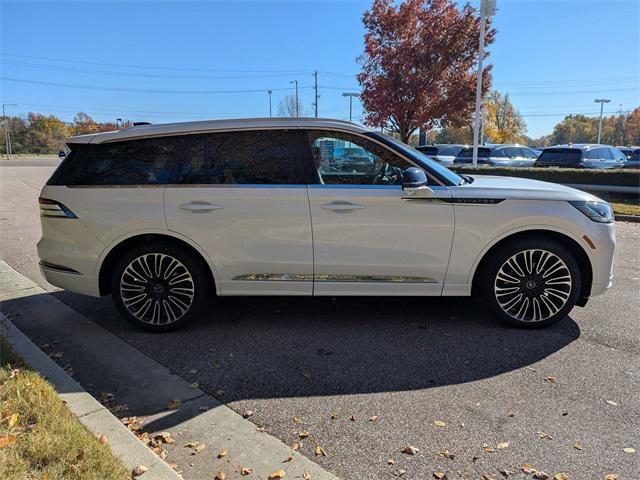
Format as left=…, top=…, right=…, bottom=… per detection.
left=452, top=175, right=603, bottom=202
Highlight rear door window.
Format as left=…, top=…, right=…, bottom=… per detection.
left=206, top=129, right=313, bottom=184
left=537, top=149, right=582, bottom=163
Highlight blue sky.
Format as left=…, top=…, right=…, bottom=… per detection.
left=1, top=0, right=638, bottom=138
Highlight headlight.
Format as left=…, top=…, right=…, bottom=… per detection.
left=569, top=201, right=614, bottom=223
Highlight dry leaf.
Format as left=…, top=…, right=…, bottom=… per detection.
left=483, top=445, right=496, bottom=453
left=243, top=410, right=254, bottom=418
left=402, top=445, right=419, bottom=455
left=0, top=435, right=17, bottom=448
left=482, top=475, right=496, bottom=480
left=350, top=415, right=356, bottom=421
left=218, top=448, right=227, bottom=458
left=438, top=450, right=455, bottom=459
left=534, top=473, right=550, bottom=480
left=622, top=447, right=635, bottom=453
left=605, top=400, right=618, bottom=406
left=537, top=431, right=553, bottom=440
left=193, top=443, right=206, bottom=454
left=433, top=473, right=448, bottom=480
left=299, top=430, right=310, bottom=439
left=216, top=389, right=225, bottom=396
left=330, top=413, right=338, bottom=420
left=388, top=459, right=395, bottom=465
left=521, top=464, right=537, bottom=474
left=292, top=416, right=302, bottom=424
left=8, top=413, right=19, bottom=427
left=573, top=443, right=582, bottom=450
left=215, top=472, right=226, bottom=480
left=132, top=465, right=148, bottom=477
left=185, top=441, right=198, bottom=448
left=315, top=445, right=327, bottom=456
left=166, top=399, right=181, bottom=409
left=604, top=475, right=619, bottom=480
left=394, top=470, right=407, bottom=477
left=553, top=474, right=569, bottom=480
left=544, top=376, right=557, bottom=383
left=269, top=470, right=286, bottom=479
left=369, top=415, right=379, bottom=421
left=497, top=442, right=509, bottom=449
left=98, top=434, right=109, bottom=445
left=292, top=442, right=300, bottom=450
left=240, top=467, right=253, bottom=476
left=303, top=472, right=311, bottom=480
left=283, top=456, right=292, bottom=463
left=434, top=420, right=446, bottom=427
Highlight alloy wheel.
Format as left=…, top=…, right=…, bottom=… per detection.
left=494, top=249, right=572, bottom=322
left=120, top=253, right=195, bottom=325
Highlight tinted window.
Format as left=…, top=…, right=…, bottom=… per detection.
left=457, top=147, right=491, bottom=158
left=416, top=146, right=438, bottom=155
left=537, top=149, right=582, bottom=163
left=52, top=134, right=206, bottom=186
left=519, top=147, right=538, bottom=159
left=206, top=130, right=311, bottom=184
left=610, top=148, right=627, bottom=162
left=585, top=148, right=612, bottom=160
left=307, top=130, right=410, bottom=185
left=437, top=146, right=464, bottom=156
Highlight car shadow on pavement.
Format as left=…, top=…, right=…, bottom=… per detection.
left=47, top=292, right=581, bottom=405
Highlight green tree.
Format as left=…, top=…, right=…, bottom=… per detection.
left=548, top=114, right=597, bottom=145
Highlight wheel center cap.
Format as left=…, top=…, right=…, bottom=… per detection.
left=152, top=283, right=165, bottom=294
left=525, top=280, right=536, bottom=289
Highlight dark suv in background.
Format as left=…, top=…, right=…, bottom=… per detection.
left=416, top=144, right=467, bottom=166
left=617, top=146, right=640, bottom=168
left=453, top=144, right=539, bottom=167
left=534, top=144, right=627, bottom=169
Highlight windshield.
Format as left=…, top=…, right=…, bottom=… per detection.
left=367, top=132, right=464, bottom=186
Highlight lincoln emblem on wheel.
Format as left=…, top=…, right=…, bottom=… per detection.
left=37, top=118, right=615, bottom=331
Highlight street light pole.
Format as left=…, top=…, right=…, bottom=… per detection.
left=2, top=103, right=17, bottom=159
left=472, top=0, right=496, bottom=167
left=267, top=90, right=273, bottom=117
left=594, top=98, right=611, bottom=144
left=290, top=80, right=299, bottom=116
left=342, top=92, right=359, bottom=122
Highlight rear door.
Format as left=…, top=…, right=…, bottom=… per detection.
left=304, top=129, right=454, bottom=296
left=164, top=129, right=315, bottom=295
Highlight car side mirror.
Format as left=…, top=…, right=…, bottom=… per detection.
left=402, top=167, right=428, bottom=189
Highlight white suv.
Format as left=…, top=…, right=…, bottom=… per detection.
left=38, top=118, right=615, bottom=331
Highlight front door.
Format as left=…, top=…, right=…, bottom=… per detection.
left=304, top=130, right=455, bottom=296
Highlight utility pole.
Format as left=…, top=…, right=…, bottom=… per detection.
left=2, top=103, right=17, bottom=159
left=267, top=90, right=273, bottom=117
left=594, top=98, right=611, bottom=144
left=313, top=71, right=319, bottom=118
left=290, top=80, right=299, bottom=116
left=342, top=92, right=359, bottom=122
left=472, top=0, right=496, bottom=167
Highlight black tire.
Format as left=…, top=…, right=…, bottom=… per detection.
left=111, top=242, right=208, bottom=332
left=481, top=238, right=581, bottom=328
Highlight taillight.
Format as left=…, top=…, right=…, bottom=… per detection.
left=38, top=197, right=77, bottom=218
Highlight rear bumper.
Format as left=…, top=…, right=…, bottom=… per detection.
left=40, top=264, right=101, bottom=297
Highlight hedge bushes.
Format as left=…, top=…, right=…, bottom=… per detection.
left=450, top=166, right=640, bottom=187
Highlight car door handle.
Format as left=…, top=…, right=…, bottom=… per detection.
left=178, top=202, right=223, bottom=212
left=320, top=201, right=365, bottom=211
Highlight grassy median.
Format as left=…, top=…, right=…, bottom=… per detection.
left=0, top=337, right=129, bottom=480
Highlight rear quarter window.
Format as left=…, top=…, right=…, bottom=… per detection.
left=49, top=134, right=207, bottom=186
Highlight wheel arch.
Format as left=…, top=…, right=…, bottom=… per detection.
left=97, top=231, right=218, bottom=296
left=470, top=228, right=593, bottom=304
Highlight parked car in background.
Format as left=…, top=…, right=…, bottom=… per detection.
left=37, top=118, right=615, bottom=331
left=534, top=144, right=627, bottom=169
left=58, top=150, right=67, bottom=159
left=453, top=144, right=539, bottom=167
left=618, top=146, right=640, bottom=169
left=416, top=144, right=467, bottom=166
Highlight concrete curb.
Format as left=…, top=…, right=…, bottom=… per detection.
left=0, top=314, right=181, bottom=480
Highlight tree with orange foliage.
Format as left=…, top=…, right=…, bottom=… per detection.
left=357, top=0, right=496, bottom=143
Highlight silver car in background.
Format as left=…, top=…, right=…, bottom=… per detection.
left=454, top=144, right=539, bottom=167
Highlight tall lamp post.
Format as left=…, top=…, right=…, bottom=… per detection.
left=342, top=92, right=359, bottom=122
left=594, top=98, right=611, bottom=144
left=2, top=103, right=17, bottom=159
left=471, top=0, right=496, bottom=167
left=290, top=80, right=299, bottom=116
left=267, top=90, right=273, bottom=117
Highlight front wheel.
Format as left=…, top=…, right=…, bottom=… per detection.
left=482, top=239, right=581, bottom=328
left=111, top=243, right=207, bottom=332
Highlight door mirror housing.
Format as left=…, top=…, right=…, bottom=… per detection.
left=402, top=167, right=428, bottom=189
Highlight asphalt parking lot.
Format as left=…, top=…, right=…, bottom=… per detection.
left=1, top=160, right=639, bottom=479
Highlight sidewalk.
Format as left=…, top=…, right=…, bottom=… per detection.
left=0, top=260, right=339, bottom=480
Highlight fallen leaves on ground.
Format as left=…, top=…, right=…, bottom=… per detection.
left=402, top=445, right=419, bottom=455
left=604, top=475, right=619, bottom=480
left=131, top=465, right=148, bottom=477
left=622, top=447, right=635, bottom=453
left=291, top=442, right=301, bottom=450
left=393, top=469, right=407, bottom=477
left=483, top=445, right=495, bottom=453
left=240, top=467, right=253, bottom=476
left=269, top=469, right=286, bottom=479
left=215, top=471, right=225, bottom=480
left=438, top=449, right=455, bottom=459
left=166, top=399, right=181, bottom=409
left=283, top=456, right=292, bottom=463
left=482, top=475, right=496, bottom=480
left=8, top=412, right=19, bottom=427
left=387, top=459, right=395, bottom=465
left=369, top=415, right=379, bottom=421
left=98, top=434, right=108, bottom=445
left=0, top=435, right=17, bottom=448
left=537, top=431, right=553, bottom=440
left=433, top=420, right=446, bottom=427
left=153, top=432, right=174, bottom=444
left=218, top=448, right=227, bottom=458
left=292, top=416, right=302, bottom=424
left=303, top=472, right=311, bottom=480
left=521, top=464, right=536, bottom=474
left=299, top=430, right=310, bottom=439
left=433, top=472, right=448, bottom=480
left=573, top=443, right=582, bottom=450
left=315, top=445, right=327, bottom=456
left=605, top=400, right=618, bottom=406
left=553, top=474, right=569, bottom=480
left=497, top=442, right=509, bottom=449
left=243, top=410, right=254, bottom=418
left=185, top=441, right=206, bottom=455
left=544, top=376, right=557, bottom=383
left=534, top=473, right=550, bottom=480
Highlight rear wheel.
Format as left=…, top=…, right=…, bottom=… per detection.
left=482, top=239, right=581, bottom=328
left=111, top=242, right=207, bottom=331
